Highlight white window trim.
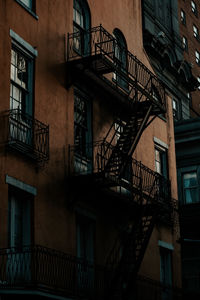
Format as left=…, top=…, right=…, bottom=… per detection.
left=158, top=240, right=174, bottom=251
left=10, top=29, right=38, bottom=57
left=154, top=137, right=168, bottom=150
left=6, top=174, right=37, bottom=195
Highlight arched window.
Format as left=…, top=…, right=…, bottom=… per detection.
left=113, top=29, right=128, bottom=89
left=73, top=0, right=91, bottom=55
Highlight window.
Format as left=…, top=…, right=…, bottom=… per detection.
left=195, top=50, right=200, bottom=65
left=8, top=186, right=33, bottom=248
left=193, top=25, right=199, bottom=40
left=74, top=89, right=92, bottom=173
left=172, top=99, right=180, bottom=120
left=155, top=146, right=168, bottom=179
left=7, top=186, right=33, bottom=282
left=187, top=92, right=191, bottom=101
left=113, top=29, right=128, bottom=90
left=183, top=172, right=199, bottom=204
left=182, top=36, right=188, bottom=51
left=10, top=46, right=33, bottom=115
left=114, top=121, right=132, bottom=194
left=197, top=77, right=200, bottom=90
left=160, top=247, right=172, bottom=299
left=191, top=1, right=198, bottom=16
left=17, top=0, right=35, bottom=11
left=76, top=215, right=95, bottom=290
left=10, top=46, right=34, bottom=145
left=73, top=0, right=90, bottom=55
left=181, top=10, right=186, bottom=25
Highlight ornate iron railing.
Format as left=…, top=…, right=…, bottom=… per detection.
left=67, top=25, right=165, bottom=111
left=68, top=142, right=172, bottom=218
left=0, top=245, right=105, bottom=299
left=135, top=275, right=183, bottom=300
left=1, top=109, right=49, bottom=162
left=0, top=245, right=185, bottom=299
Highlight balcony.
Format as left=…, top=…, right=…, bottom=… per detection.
left=0, top=245, right=104, bottom=299
left=0, top=245, right=184, bottom=299
left=66, top=25, right=166, bottom=115
left=0, top=109, right=49, bottom=163
left=68, top=141, right=173, bottom=224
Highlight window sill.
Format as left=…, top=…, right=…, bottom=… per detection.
left=15, top=0, right=38, bottom=20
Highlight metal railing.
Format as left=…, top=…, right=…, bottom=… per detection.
left=135, top=275, right=183, bottom=300
left=68, top=142, right=172, bottom=213
left=0, top=245, right=186, bottom=299
left=67, top=25, right=165, bottom=111
left=0, top=245, right=105, bottom=299
left=1, top=109, right=49, bottom=162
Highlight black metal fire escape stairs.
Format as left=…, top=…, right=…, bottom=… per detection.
left=88, top=28, right=166, bottom=299
left=105, top=176, right=160, bottom=300
left=67, top=26, right=167, bottom=299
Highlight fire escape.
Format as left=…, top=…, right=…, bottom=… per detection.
left=67, top=25, right=172, bottom=299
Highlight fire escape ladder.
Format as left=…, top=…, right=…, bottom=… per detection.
left=103, top=102, right=153, bottom=178
left=105, top=178, right=158, bottom=300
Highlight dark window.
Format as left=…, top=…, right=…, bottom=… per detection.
left=155, top=146, right=168, bottom=179
left=17, top=0, right=35, bottom=11
left=183, top=172, right=199, bottom=204
left=113, top=29, right=128, bottom=90
left=76, top=215, right=95, bottom=290
left=74, top=90, right=92, bottom=173
left=191, top=1, right=198, bottom=16
left=73, top=0, right=90, bottom=55
left=193, top=25, right=199, bottom=40
left=8, top=186, right=33, bottom=248
left=172, top=99, right=180, bottom=120
left=114, top=121, right=132, bottom=191
left=197, top=77, right=200, bottom=90
left=182, top=36, right=188, bottom=52
left=195, top=50, right=200, bottom=65
left=160, top=247, right=172, bottom=299
left=181, top=10, right=186, bottom=25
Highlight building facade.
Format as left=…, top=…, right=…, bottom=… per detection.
left=142, top=0, right=200, bottom=298
left=0, top=0, right=181, bottom=299
left=175, top=0, right=200, bottom=297
left=178, top=0, right=200, bottom=117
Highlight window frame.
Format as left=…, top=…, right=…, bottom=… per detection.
left=182, top=171, right=199, bottom=204
left=193, top=24, right=199, bottom=40
left=181, top=9, right=186, bottom=25
left=191, top=1, right=198, bottom=16
left=197, top=76, right=200, bottom=90
left=73, top=0, right=91, bottom=56
left=10, top=44, right=34, bottom=117
left=112, top=29, right=128, bottom=90
left=195, top=50, right=200, bottom=65
left=74, top=88, right=92, bottom=163
left=160, top=246, right=173, bottom=288
left=172, top=98, right=180, bottom=121
left=155, top=144, right=168, bottom=179
left=15, top=0, right=38, bottom=19
left=8, top=185, right=33, bottom=248
left=182, top=36, right=188, bottom=52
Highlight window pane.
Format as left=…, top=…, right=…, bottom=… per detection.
left=183, top=172, right=198, bottom=204
left=183, top=172, right=197, bottom=187
left=185, top=189, right=197, bottom=203
left=197, top=77, right=200, bottom=90
left=20, top=0, right=32, bottom=9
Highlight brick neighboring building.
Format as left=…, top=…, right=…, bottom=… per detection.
left=175, top=0, right=200, bottom=297
left=179, top=0, right=200, bottom=117
left=0, top=1, right=182, bottom=299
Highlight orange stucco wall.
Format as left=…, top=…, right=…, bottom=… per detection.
left=0, top=0, right=181, bottom=288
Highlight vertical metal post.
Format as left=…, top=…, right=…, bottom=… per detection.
left=66, top=33, right=69, bottom=61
